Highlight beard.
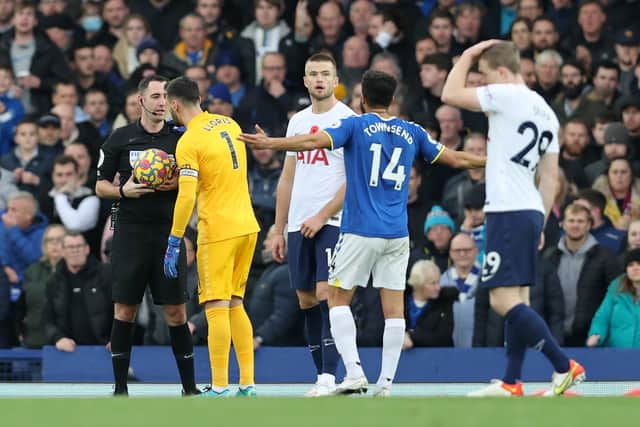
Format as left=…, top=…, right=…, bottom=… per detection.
left=563, top=81, right=585, bottom=100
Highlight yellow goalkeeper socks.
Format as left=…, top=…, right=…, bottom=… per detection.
left=206, top=306, right=231, bottom=388
left=230, top=304, right=255, bottom=386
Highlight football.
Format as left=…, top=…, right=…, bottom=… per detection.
left=133, top=148, right=172, bottom=188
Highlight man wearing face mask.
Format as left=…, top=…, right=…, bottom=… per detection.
left=552, top=59, right=606, bottom=127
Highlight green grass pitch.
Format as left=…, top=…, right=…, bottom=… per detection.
left=2, top=397, right=640, bottom=427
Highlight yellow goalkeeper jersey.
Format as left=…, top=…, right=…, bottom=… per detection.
left=170, top=112, right=259, bottom=243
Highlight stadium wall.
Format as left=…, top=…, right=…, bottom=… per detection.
left=0, top=347, right=630, bottom=382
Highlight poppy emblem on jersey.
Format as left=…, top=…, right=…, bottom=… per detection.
left=310, top=125, right=319, bottom=134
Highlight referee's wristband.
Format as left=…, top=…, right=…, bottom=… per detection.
left=119, top=184, right=127, bottom=199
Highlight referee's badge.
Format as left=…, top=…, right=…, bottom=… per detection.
left=129, top=150, right=141, bottom=167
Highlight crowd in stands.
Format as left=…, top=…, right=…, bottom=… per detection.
left=1, top=0, right=640, bottom=354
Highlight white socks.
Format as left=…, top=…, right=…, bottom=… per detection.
left=329, top=305, right=364, bottom=379
left=377, top=318, right=405, bottom=388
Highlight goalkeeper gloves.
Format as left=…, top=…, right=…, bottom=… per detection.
left=164, top=235, right=181, bottom=279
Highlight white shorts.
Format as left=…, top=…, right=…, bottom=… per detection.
left=328, top=233, right=409, bottom=291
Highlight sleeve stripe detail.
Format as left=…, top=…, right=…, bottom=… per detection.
left=322, top=130, right=335, bottom=150
left=430, top=146, right=446, bottom=164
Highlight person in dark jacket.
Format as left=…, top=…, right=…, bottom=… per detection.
left=45, top=231, right=112, bottom=351
left=246, top=225, right=303, bottom=348
left=404, top=259, right=457, bottom=349
left=544, top=203, right=622, bottom=346
left=473, top=254, right=565, bottom=347
left=15, top=224, right=65, bottom=348
left=0, top=2, right=71, bottom=115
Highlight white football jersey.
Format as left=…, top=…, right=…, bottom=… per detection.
left=476, top=84, right=560, bottom=214
left=285, top=101, right=355, bottom=232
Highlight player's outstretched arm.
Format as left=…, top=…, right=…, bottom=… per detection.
left=536, top=152, right=559, bottom=225
left=238, top=124, right=331, bottom=152
left=441, top=39, right=501, bottom=112
left=436, top=147, right=486, bottom=169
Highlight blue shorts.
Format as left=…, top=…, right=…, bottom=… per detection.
left=288, top=225, right=340, bottom=291
left=480, top=210, right=543, bottom=289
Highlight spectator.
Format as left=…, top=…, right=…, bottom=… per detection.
left=78, top=0, right=103, bottom=41
left=278, top=0, right=314, bottom=87
left=561, top=0, right=615, bottom=65
left=574, top=189, right=625, bottom=254
left=348, top=0, right=375, bottom=39
left=0, top=0, right=13, bottom=39
left=368, top=9, right=414, bottom=82
left=411, top=205, right=454, bottom=273
left=546, top=0, right=577, bottom=42
left=626, top=218, right=640, bottom=251
left=520, top=56, right=537, bottom=88
left=517, top=0, right=544, bottom=22
left=15, top=223, right=65, bottom=349
left=247, top=225, right=303, bottom=348
left=133, top=37, right=180, bottom=82
left=474, top=253, right=565, bottom=346
left=91, top=0, right=129, bottom=49
left=36, top=113, right=63, bottom=160
left=236, top=52, right=306, bottom=137
left=442, top=133, right=486, bottom=222
left=82, top=88, right=111, bottom=139
left=544, top=203, right=621, bottom=346
left=0, top=191, right=48, bottom=346
left=553, top=59, right=607, bottom=128
left=50, top=80, right=89, bottom=123
left=237, top=0, right=291, bottom=86
left=64, top=142, right=95, bottom=191
left=558, top=118, right=595, bottom=189
left=530, top=17, right=560, bottom=56
left=112, top=88, right=141, bottom=131
left=543, top=167, right=574, bottom=251
left=592, top=157, right=640, bottom=230
left=184, top=65, right=212, bottom=108
left=339, top=35, right=370, bottom=97
left=414, top=36, right=438, bottom=66
left=533, top=49, right=563, bottom=104
left=614, top=28, right=639, bottom=97
left=591, top=112, right=616, bottom=148
left=36, top=155, right=100, bottom=252
left=403, top=259, right=457, bottom=349
left=0, top=118, right=52, bottom=195
left=93, top=43, right=125, bottom=90
left=427, top=10, right=457, bottom=57
left=165, top=13, right=214, bottom=74
left=213, top=47, right=247, bottom=108
left=588, top=61, right=622, bottom=109
left=50, top=102, right=102, bottom=166
left=206, top=83, right=234, bottom=117
left=407, top=53, right=451, bottom=123
left=45, top=231, right=112, bottom=352
left=112, top=14, right=150, bottom=80
left=0, top=64, right=24, bottom=156
left=452, top=1, right=484, bottom=51
left=440, top=233, right=480, bottom=348
left=128, top=0, right=193, bottom=51
left=509, top=17, right=532, bottom=55
left=0, top=0, right=71, bottom=114
left=310, top=0, right=347, bottom=67
left=348, top=81, right=362, bottom=114
left=616, top=95, right=640, bottom=156
left=0, top=165, right=19, bottom=210
left=459, top=183, right=486, bottom=264
left=407, top=162, right=431, bottom=252
left=196, top=0, right=236, bottom=47
left=39, top=13, right=80, bottom=54
left=587, top=248, right=640, bottom=348
left=585, top=121, right=634, bottom=185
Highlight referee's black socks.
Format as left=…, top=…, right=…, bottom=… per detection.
left=169, top=323, right=198, bottom=394
left=110, top=319, right=134, bottom=394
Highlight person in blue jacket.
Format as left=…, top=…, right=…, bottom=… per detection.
left=587, top=248, right=640, bottom=348
left=0, top=64, right=25, bottom=156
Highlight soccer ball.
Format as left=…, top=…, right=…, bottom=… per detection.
left=133, top=148, right=172, bottom=188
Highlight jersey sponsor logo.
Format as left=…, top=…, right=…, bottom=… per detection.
left=179, top=168, right=198, bottom=178
left=297, top=149, right=329, bottom=165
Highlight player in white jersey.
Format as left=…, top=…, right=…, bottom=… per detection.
left=442, top=40, right=585, bottom=396
left=273, top=53, right=352, bottom=396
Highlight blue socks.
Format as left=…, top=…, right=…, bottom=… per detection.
left=303, top=305, right=323, bottom=375
left=319, top=300, right=339, bottom=376
left=502, top=304, right=570, bottom=384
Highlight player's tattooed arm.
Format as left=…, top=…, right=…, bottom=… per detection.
left=238, top=124, right=331, bottom=151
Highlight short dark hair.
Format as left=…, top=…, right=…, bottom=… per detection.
left=577, top=188, right=607, bottom=212
left=421, top=53, right=453, bottom=72
left=565, top=117, right=590, bottom=132
left=593, top=60, right=620, bottom=79
left=254, top=0, right=281, bottom=9
left=561, top=58, right=586, bottom=76
left=361, top=69, right=396, bottom=109
left=306, top=52, right=337, bottom=71
left=16, top=117, right=38, bottom=129
left=53, top=154, right=79, bottom=173
left=15, top=0, right=36, bottom=12
left=63, top=230, right=86, bottom=245
left=428, top=9, right=454, bottom=27
left=0, top=64, right=15, bottom=79
left=138, top=75, right=169, bottom=94
left=166, top=76, right=200, bottom=105
left=578, top=0, right=604, bottom=12
left=594, top=111, right=616, bottom=126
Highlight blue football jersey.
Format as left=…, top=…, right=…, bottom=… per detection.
left=323, top=113, right=444, bottom=238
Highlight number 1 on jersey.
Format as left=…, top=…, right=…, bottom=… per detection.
left=369, top=143, right=405, bottom=190
left=220, top=131, right=239, bottom=170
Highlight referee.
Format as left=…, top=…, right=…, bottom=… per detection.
left=96, top=75, right=199, bottom=396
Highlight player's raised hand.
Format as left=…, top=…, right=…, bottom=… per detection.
left=122, top=173, right=155, bottom=198
left=463, top=39, right=502, bottom=59
left=238, top=124, right=272, bottom=149
left=272, top=233, right=286, bottom=263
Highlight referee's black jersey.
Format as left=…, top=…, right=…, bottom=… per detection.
left=97, top=120, right=182, bottom=225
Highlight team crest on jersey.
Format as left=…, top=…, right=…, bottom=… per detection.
left=328, top=119, right=341, bottom=129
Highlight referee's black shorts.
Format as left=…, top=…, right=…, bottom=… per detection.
left=111, top=223, right=188, bottom=305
